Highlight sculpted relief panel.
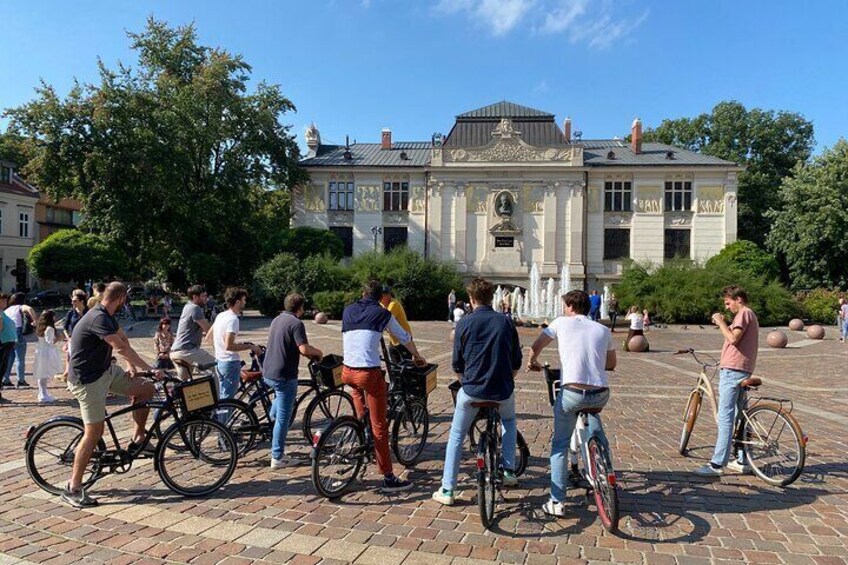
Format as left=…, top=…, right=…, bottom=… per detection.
left=467, top=186, right=489, bottom=214
left=356, top=185, right=381, bottom=212
left=523, top=185, right=545, bottom=213
left=303, top=183, right=325, bottom=212
left=446, top=142, right=581, bottom=164
left=636, top=185, right=662, bottom=214
left=410, top=186, right=426, bottom=214
left=587, top=185, right=603, bottom=213
left=698, top=185, right=725, bottom=214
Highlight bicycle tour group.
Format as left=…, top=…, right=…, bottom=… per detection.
left=26, top=275, right=801, bottom=534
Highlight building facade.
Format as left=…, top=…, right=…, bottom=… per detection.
left=0, top=159, right=39, bottom=291
left=294, top=101, right=741, bottom=289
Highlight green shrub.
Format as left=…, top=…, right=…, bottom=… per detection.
left=705, top=240, right=780, bottom=281
left=798, top=288, right=840, bottom=323
left=263, top=227, right=344, bottom=260
left=27, top=229, right=128, bottom=283
left=312, top=290, right=358, bottom=319
left=614, top=260, right=800, bottom=325
left=251, top=253, right=354, bottom=316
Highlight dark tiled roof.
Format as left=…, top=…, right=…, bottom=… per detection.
left=457, top=101, right=554, bottom=120
left=444, top=120, right=567, bottom=148
left=299, top=142, right=430, bottom=167
left=582, top=141, right=737, bottom=167
left=0, top=173, right=40, bottom=199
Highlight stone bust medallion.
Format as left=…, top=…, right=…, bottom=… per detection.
left=497, top=192, right=514, bottom=217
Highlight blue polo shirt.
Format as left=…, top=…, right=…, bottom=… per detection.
left=452, top=305, right=522, bottom=401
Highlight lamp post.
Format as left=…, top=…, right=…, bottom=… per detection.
left=370, top=226, right=383, bottom=252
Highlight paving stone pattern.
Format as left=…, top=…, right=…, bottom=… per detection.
left=0, top=315, right=846, bottom=564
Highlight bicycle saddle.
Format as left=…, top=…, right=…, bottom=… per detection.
left=194, top=361, right=217, bottom=372
left=240, top=370, right=262, bottom=383
left=471, top=401, right=500, bottom=408
left=740, top=377, right=762, bottom=389
left=579, top=407, right=604, bottom=414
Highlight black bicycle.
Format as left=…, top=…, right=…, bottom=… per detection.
left=474, top=400, right=517, bottom=529
left=25, top=372, right=238, bottom=497
left=311, top=350, right=432, bottom=498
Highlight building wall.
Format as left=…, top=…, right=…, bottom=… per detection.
left=0, top=192, right=38, bottom=291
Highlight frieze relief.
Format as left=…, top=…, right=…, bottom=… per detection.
left=665, top=213, right=692, bottom=227
left=328, top=211, right=354, bottom=225
left=697, top=185, right=725, bottom=214
left=446, top=141, right=582, bottom=164
left=604, top=213, right=632, bottom=227
left=383, top=211, right=408, bottom=225
left=636, top=185, right=662, bottom=214
left=587, top=185, right=603, bottom=213
left=303, top=183, right=325, bottom=212
left=523, top=185, right=545, bottom=213
left=467, top=186, right=489, bottom=214
left=356, top=185, right=381, bottom=212
left=409, top=186, right=426, bottom=214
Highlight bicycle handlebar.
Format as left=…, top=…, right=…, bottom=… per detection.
left=676, top=348, right=719, bottom=369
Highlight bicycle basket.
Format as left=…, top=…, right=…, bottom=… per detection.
left=176, top=376, right=218, bottom=415
left=313, top=354, right=344, bottom=389
left=405, top=363, right=439, bottom=398
left=545, top=367, right=561, bottom=406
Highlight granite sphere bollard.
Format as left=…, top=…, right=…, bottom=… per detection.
left=628, top=335, right=649, bottom=352
left=314, top=312, right=328, bottom=325
left=767, top=330, right=788, bottom=348
left=806, top=324, right=825, bottom=339
left=788, top=318, right=805, bottom=331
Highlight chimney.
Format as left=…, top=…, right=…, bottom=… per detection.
left=631, top=118, right=642, bottom=155
left=563, top=117, right=572, bottom=143
left=381, top=128, right=392, bottom=150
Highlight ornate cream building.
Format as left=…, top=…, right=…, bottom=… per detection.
left=294, top=101, right=741, bottom=289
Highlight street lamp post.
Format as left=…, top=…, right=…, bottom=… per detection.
left=370, top=226, right=383, bottom=252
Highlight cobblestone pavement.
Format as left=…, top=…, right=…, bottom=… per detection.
left=1, top=315, right=846, bottom=564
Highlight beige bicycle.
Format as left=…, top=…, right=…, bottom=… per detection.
left=676, top=348, right=806, bottom=487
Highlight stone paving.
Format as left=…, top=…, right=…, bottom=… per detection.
left=0, top=314, right=846, bottom=564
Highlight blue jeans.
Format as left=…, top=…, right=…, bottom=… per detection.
left=550, top=387, right=610, bottom=502
left=711, top=368, right=748, bottom=467
left=216, top=360, right=241, bottom=401
left=841, top=319, right=848, bottom=339
left=441, top=388, right=516, bottom=491
left=3, top=328, right=26, bottom=384
left=264, top=377, right=298, bottom=460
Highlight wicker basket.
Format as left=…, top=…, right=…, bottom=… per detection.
left=313, top=354, right=344, bottom=389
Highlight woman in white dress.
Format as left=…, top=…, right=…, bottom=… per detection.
left=33, top=310, right=64, bottom=403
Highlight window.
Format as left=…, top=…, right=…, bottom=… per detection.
left=665, top=181, right=693, bottom=211
left=0, top=166, right=10, bottom=184
left=46, top=206, right=74, bottom=226
left=328, top=181, right=355, bottom=211
left=19, top=211, right=29, bottom=238
left=329, top=226, right=353, bottom=257
left=604, top=229, right=630, bottom=259
left=664, top=229, right=691, bottom=259
left=383, top=227, right=408, bottom=252
left=604, top=181, right=632, bottom=212
left=383, top=181, right=409, bottom=211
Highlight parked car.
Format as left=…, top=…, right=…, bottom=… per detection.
left=26, top=290, right=71, bottom=309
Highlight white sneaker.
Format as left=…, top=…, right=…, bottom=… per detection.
left=38, top=394, right=56, bottom=404
left=431, top=488, right=455, bottom=506
left=694, top=464, right=723, bottom=477
left=270, top=457, right=294, bottom=470
left=542, top=499, right=566, bottom=517
left=727, top=460, right=752, bottom=474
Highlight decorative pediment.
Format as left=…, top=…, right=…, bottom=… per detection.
left=442, top=121, right=583, bottom=165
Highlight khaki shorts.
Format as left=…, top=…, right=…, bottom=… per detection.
left=68, top=365, right=135, bottom=424
left=169, top=348, right=216, bottom=381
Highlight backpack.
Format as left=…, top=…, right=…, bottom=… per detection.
left=21, top=308, right=34, bottom=336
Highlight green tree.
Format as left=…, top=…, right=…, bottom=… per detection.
left=766, top=140, right=848, bottom=289
left=263, top=227, right=344, bottom=260
left=27, top=229, right=128, bottom=284
left=0, top=129, right=33, bottom=169
left=5, top=18, right=306, bottom=283
left=643, top=101, right=815, bottom=245
left=705, top=240, right=779, bottom=281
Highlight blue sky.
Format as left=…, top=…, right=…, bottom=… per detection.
left=2, top=1, right=846, bottom=154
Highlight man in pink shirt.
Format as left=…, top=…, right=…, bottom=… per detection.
left=696, top=285, right=759, bottom=476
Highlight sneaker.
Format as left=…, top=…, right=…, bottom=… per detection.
left=38, top=394, right=56, bottom=404
left=16, top=381, right=30, bottom=388
left=381, top=475, right=413, bottom=493
left=270, top=457, right=294, bottom=470
left=432, top=488, right=455, bottom=506
left=128, top=441, right=156, bottom=457
left=1, top=380, right=13, bottom=387
left=542, top=499, right=566, bottom=518
left=694, top=464, right=723, bottom=477
left=60, top=485, right=98, bottom=508
left=727, top=460, right=753, bottom=474
left=502, top=470, right=518, bottom=488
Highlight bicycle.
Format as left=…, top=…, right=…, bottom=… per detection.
left=447, top=380, right=530, bottom=478
left=676, top=348, right=806, bottom=487
left=310, top=352, right=433, bottom=499
left=25, top=372, right=238, bottom=497
left=473, top=399, right=517, bottom=529
left=539, top=364, right=620, bottom=533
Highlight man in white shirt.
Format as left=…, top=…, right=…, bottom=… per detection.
left=207, top=287, right=262, bottom=400
left=528, top=290, right=616, bottom=518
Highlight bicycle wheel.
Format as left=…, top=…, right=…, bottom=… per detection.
left=469, top=420, right=529, bottom=477
left=743, top=403, right=806, bottom=487
left=391, top=398, right=429, bottom=466
left=311, top=416, right=365, bottom=499
left=477, top=434, right=497, bottom=530
left=679, top=390, right=702, bottom=455
left=26, top=418, right=106, bottom=495
left=213, top=399, right=259, bottom=457
left=156, top=419, right=237, bottom=497
left=587, top=437, right=619, bottom=533
left=302, top=389, right=355, bottom=444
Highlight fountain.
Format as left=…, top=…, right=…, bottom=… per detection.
left=515, top=290, right=524, bottom=320
left=545, top=278, right=556, bottom=321
left=494, top=285, right=504, bottom=313
left=529, top=263, right=542, bottom=320
left=601, top=284, right=610, bottom=320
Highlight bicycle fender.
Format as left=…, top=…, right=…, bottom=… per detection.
left=310, top=415, right=361, bottom=456
left=24, top=415, right=84, bottom=451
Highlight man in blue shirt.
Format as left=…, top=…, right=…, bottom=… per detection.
left=589, top=290, right=602, bottom=322
left=433, top=277, right=522, bottom=506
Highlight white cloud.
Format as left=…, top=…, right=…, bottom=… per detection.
left=436, top=0, right=649, bottom=48
left=436, top=0, right=535, bottom=36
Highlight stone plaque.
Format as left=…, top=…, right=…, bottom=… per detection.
left=495, top=236, right=515, bottom=248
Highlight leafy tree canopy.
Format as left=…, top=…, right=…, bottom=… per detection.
left=27, top=229, right=128, bottom=284
left=642, top=101, right=815, bottom=245
left=5, top=17, right=307, bottom=284
left=264, top=227, right=344, bottom=260
left=766, top=139, right=848, bottom=289
left=705, top=240, right=780, bottom=282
